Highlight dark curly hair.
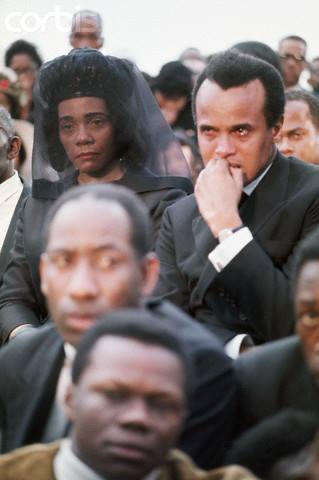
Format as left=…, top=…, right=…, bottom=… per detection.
left=5, top=39, right=43, bottom=68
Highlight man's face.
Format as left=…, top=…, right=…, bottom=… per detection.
left=196, top=79, right=281, bottom=185
left=154, top=91, right=187, bottom=126
left=0, top=122, right=20, bottom=183
left=278, top=39, right=307, bottom=88
left=0, top=128, right=11, bottom=181
left=40, top=197, right=155, bottom=346
left=9, top=53, right=38, bottom=93
left=277, top=100, right=319, bottom=164
left=58, top=97, right=117, bottom=181
left=308, top=60, right=319, bottom=92
left=295, top=260, right=319, bottom=379
left=70, top=17, right=103, bottom=49
left=66, top=336, right=186, bottom=480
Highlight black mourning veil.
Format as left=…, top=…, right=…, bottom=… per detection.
left=32, top=48, right=190, bottom=199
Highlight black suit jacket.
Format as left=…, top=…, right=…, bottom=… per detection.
left=0, top=174, right=192, bottom=341
left=154, top=153, right=319, bottom=344
left=0, top=300, right=237, bottom=470
left=0, top=183, right=30, bottom=281
left=234, top=335, right=319, bottom=431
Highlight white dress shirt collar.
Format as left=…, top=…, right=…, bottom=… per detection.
left=0, top=171, right=22, bottom=204
left=243, top=161, right=273, bottom=196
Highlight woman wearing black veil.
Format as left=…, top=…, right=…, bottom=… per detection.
left=0, top=49, right=192, bottom=341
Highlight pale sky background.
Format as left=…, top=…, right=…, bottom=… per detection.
left=0, top=0, right=318, bottom=76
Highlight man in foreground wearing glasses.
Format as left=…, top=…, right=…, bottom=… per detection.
left=278, top=35, right=307, bottom=90
left=0, top=107, right=28, bottom=279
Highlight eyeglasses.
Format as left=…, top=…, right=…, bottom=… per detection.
left=280, top=53, right=306, bottom=63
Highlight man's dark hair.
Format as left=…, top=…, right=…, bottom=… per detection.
left=279, top=35, right=307, bottom=48
left=72, top=308, right=192, bottom=398
left=294, top=227, right=319, bottom=285
left=192, top=49, right=285, bottom=128
left=42, top=184, right=152, bottom=258
left=231, top=41, right=281, bottom=73
left=152, top=61, right=193, bottom=99
left=285, top=90, right=319, bottom=129
left=5, top=39, right=43, bottom=68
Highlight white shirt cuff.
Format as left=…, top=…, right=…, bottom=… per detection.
left=208, top=227, right=253, bottom=272
left=225, top=334, right=248, bottom=359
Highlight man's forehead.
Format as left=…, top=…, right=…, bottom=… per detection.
left=285, top=100, right=311, bottom=118
left=85, top=336, right=184, bottom=383
left=47, top=197, right=131, bottom=244
left=196, top=78, right=266, bottom=117
left=72, top=16, right=101, bottom=33
left=279, top=39, right=306, bottom=54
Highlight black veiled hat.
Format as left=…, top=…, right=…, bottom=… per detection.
left=39, top=48, right=133, bottom=107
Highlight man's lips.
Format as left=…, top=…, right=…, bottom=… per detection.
left=105, top=442, right=152, bottom=462
left=65, top=314, right=98, bottom=332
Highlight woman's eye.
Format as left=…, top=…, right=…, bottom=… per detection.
left=60, top=123, right=74, bottom=132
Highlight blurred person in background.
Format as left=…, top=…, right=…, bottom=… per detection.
left=308, top=57, right=319, bottom=98
left=232, top=40, right=282, bottom=73
left=179, top=47, right=207, bottom=83
left=0, top=72, right=33, bottom=182
left=278, top=35, right=307, bottom=90
left=0, top=106, right=29, bottom=279
left=5, top=39, right=43, bottom=123
left=152, top=61, right=194, bottom=133
left=278, top=90, right=319, bottom=164
left=69, top=10, right=104, bottom=50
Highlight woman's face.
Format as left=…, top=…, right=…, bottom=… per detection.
left=58, top=96, right=116, bottom=177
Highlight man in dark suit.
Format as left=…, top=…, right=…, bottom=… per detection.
left=0, top=183, right=237, bottom=469
left=225, top=227, right=319, bottom=475
left=0, top=312, right=254, bottom=480
left=154, top=49, right=319, bottom=354
left=235, top=226, right=319, bottom=424
left=0, top=106, right=29, bottom=280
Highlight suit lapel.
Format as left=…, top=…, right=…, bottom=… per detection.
left=0, top=184, right=30, bottom=278
left=191, top=152, right=290, bottom=304
left=16, top=339, right=65, bottom=447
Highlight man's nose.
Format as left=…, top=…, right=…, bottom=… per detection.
left=215, top=135, right=236, bottom=158
left=278, top=136, right=294, bottom=157
left=119, top=398, right=153, bottom=432
left=67, top=260, right=99, bottom=300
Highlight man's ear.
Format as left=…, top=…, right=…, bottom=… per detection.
left=39, top=253, right=49, bottom=297
left=140, top=253, right=160, bottom=297
left=64, top=383, right=76, bottom=422
left=97, top=37, right=104, bottom=49
left=7, top=136, right=21, bottom=160
left=272, top=115, right=284, bottom=143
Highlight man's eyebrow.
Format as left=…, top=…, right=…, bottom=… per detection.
left=47, top=244, right=121, bottom=254
left=231, top=123, right=252, bottom=130
left=288, top=127, right=306, bottom=133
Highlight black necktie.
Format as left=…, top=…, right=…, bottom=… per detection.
left=239, top=191, right=248, bottom=208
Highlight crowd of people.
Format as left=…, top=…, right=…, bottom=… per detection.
left=1, top=8, right=319, bottom=479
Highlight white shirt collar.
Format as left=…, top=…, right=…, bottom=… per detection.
left=243, top=162, right=273, bottom=196
left=0, top=171, right=22, bottom=204
left=54, top=439, right=159, bottom=480
left=63, top=343, right=76, bottom=361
